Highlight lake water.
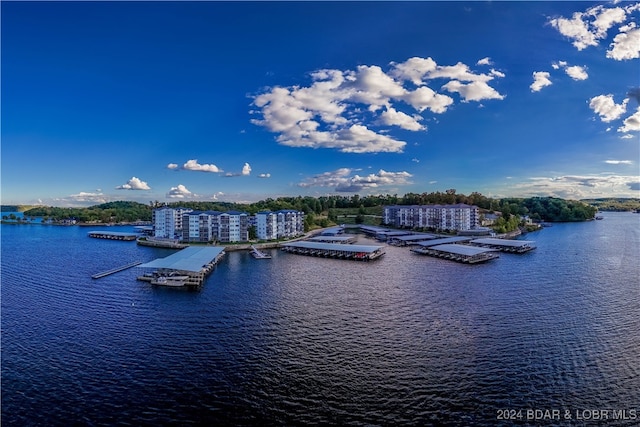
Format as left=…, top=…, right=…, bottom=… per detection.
left=2, top=213, right=639, bottom=425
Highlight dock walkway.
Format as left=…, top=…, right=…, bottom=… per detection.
left=92, top=261, right=143, bottom=279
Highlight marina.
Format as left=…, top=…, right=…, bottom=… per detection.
left=88, top=231, right=138, bottom=241
left=137, top=246, right=226, bottom=287
left=281, top=241, right=385, bottom=261
left=411, top=243, right=499, bottom=264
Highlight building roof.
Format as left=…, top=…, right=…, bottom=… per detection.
left=138, top=246, right=225, bottom=272
left=282, top=241, right=383, bottom=253
left=471, top=238, right=535, bottom=247
left=416, top=237, right=472, bottom=247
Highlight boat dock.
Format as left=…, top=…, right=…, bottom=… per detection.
left=250, top=245, right=272, bottom=259
left=470, top=238, right=536, bottom=253
left=414, top=236, right=473, bottom=247
left=137, top=246, right=226, bottom=288
left=88, top=231, right=138, bottom=241
left=387, top=233, right=438, bottom=246
left=281, top=241, right=385, bottom=261
left=411, top=244, right=499, bottom=264
left=92, top=261, right=143, bottom=279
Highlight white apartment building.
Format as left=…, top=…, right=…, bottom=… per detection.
left=255, top=210, right=305, bottom=240
left=179, top=210, right=248, bottom=243
left=383, top=204, right=479, bottom=231
left=153, top=207, right=193, bottom=239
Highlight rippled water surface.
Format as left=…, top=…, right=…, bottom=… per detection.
left=2, top=213, right=639, bottom=425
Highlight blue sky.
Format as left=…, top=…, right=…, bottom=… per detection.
left=2, top=1, right=639, bottom=207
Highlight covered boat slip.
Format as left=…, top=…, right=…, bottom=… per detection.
left=307, top=235, right=357, bottom=244
left=88, top=231, right=138, bottom=241
left=281, top=241, right=385, bottom=261
left=137, top=246, right=225, bottom=287
left=387, top=233, right=438, bottom=246
left=414, top=236, right=473, bottom=247
left=470, top=238, right=536, bottom=253
left=411, top=243, right=499, bottom=264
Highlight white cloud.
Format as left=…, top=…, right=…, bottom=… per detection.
left=167, top=184, right=193, bottom=199
left=251, top=56, right=505, bottom=153
left=183, top=159, right=222, bottom=173
left=55, top=192, right=109, bottom=206
left=620, top=134, right=635, bottom=139
left=477, top=57, right=492, bottom=66
left=589, top=94, right=628, bottom=122
left=242, top=162, right=252, bottom=176
left=564, top=65, right=589, bottom=80
left=441, top=80, right=505, bottom=102
left=607, top=26, right=640, bottom=60
left=618, top=107, right=640, bottom=132
left=530, top=71, right=552, bottom=92
left=605, top=160, right=633, bottom=164
left=505, top=174, right=640, bottom=198
left=380, top=107, right=424, bottom=131
left=550, top=3, right=638, bottom=60
left=116, top=176, right=151, bottom=190
left=298, top=168, right=412, bottom=192
left=167, top=163, right=178, bottom=170
left=258, top=173, right=271, bottom=178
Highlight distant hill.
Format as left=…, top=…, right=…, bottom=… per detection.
left=1, top=205, right=37, bottom=212
left=582, top=198, right=640, bottom=211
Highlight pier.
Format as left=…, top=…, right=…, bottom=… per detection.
left=281, top=241, right=385, bottom=261
left=137, top=246, right=225, bottom=288
left=88, top=231, right=138, bottom=241
left=92, top=261, right=143, bottom=279
left=411, top=244, right=499, bottom=264
left=387, top=233, right=438, bottom=246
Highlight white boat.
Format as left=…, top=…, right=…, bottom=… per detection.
left=151, top=275, right=190, bottom=287
left=250, top=245, right=272, bottom=259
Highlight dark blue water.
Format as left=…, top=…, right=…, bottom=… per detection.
left=2, top=213, right=639, bottom=425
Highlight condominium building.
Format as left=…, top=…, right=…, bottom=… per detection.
left=180, top=210, right=249, bottom=243
left=255, top=209, right=305, bottom=240
left=153, top=207, right=193, bottom=239
left=383, top=204, right=479, bottom=231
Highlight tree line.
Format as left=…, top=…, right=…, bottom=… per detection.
left=19, top=192, right=599, bottom=225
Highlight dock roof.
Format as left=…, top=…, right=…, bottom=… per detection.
left=308, top=236, right=354, bottom=242
left=282, top=241, right=383, bottom=253
left=88, top=231, right=138, bottom=237
left=416, top=237, right=472, bottom=247
left=390, top=234, right=438, bottom=241
left=430, top=244, right=496, bottom=256
left=470, top=238, right=535, bottom=247
left=138, top=246, right=225, bottom=272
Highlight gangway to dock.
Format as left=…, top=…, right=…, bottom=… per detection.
left=92, top=261, right=143, bottom=279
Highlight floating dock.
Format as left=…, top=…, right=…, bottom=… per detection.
left=411, top=244, right=499, bottom=264
left=250, top=245, right=272, bottom=259
left=92, top=261, right=143, bottom=279
left=281, top=241, right=385, bottom=261
left=137, top=246, right=225, bottom=288
left=470, top=238, right=536, bottom=253
left=88, top=231, right=138, bottom=241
